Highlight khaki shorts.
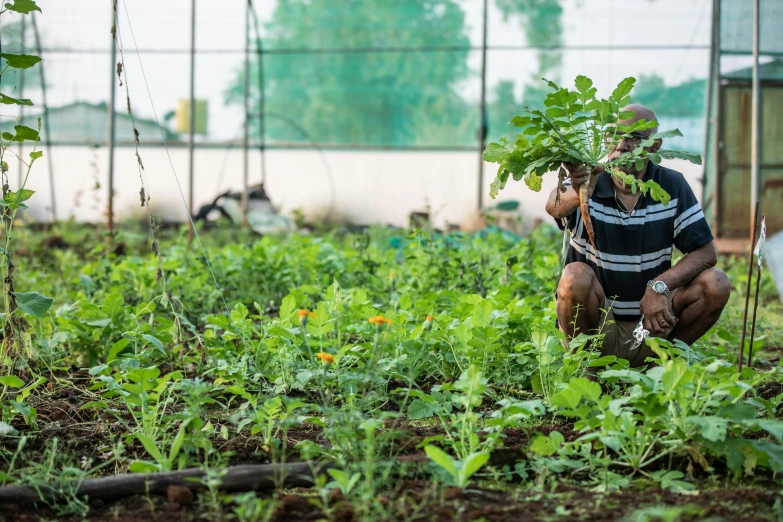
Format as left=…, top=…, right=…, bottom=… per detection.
left=559, top=290, right=678, bottom=368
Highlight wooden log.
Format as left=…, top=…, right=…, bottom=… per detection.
left=0, top=461, right=333, bottom=506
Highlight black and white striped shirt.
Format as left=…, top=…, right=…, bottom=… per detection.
left=556, top=162, right=713, bottom=321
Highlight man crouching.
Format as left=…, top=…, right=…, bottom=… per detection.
left=546, top=104, right=731, bottom=369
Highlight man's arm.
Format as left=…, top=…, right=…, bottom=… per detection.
left=656, top=241, right=718, bottom=291
left=640, top=241, right=718, bottom=334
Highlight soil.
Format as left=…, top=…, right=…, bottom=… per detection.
left=5, top=481, right=779, bottom=522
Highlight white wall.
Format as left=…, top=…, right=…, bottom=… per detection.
left=19, top=146, right=704, bottom=231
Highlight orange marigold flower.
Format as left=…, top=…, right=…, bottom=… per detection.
left=298, top=309, right=309, bottom=318
left=425, top=315, right=434, bottom=322
left=369, top=315, right=392, bottom=326
left=316, top=352, right=334, bottom=363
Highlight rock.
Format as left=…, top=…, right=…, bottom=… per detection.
left=167, top=485, right=194, bottom=506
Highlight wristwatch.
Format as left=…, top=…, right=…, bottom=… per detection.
left=647, top=280, right=670, bottom=297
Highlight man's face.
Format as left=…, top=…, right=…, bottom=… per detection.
left=606, top=115, right=660, bottom=178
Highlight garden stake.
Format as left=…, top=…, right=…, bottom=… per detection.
left=738, top=201, right=759, bottom=373
left=747, top=214, right=766, bottom=367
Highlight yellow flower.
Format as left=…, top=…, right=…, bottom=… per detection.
left=316, top=352, right=334, bottom=363
left=368, top=315, right=392, bottom=326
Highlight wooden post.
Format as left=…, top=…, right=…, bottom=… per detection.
left=476, top=0, right=488, bottom=211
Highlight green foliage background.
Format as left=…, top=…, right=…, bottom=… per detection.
left=224, top=0, right=705, bottom=150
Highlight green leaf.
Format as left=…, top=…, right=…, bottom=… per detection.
left=169, top=419, right=191, bottom=461
left=408, top=399, right=435, bottom=420
left=4, top=0, right=40, bottom=13
left=135, top=433, right=164, bottom=463
left=0, top=375, right=24, bottom=388
left=11, top=291, right=53, bottom=318
left=14, top=189, right=34, bottom=203
left=574, top=75, right=593, bottom=94
left=754, top=420, right=783, bottom=443
left=482, top=140, right=512, bottom=163
left=529, top=434, right=559, bottom=456
left=651, top=128, right=683, bottom=140
left=1, top=133, right=13, bottom=141
left=29, top=150, right=42, bottom=160
left=126, top=367, right=161, bottom=383
left=107, top=338, right=130, bottom=363
left=611, top=77, right=636, bottom=105
left=523, top=172, right=543, bottom=192
left=424, top=445, right=457, bottom=478
left=568, top=377, right=602, bottom=402
left=7, top=125, right=39, bottom=143
left=662, top=359, right=693, bottom=395
left=0, top=93, right=33, bottom=106
left=1, top=54, right=41, bottom=69
left=461, top=452, right=490, bottom=481
left=550, top=387, right=581, bottom=409
left=657, top=149, right=702, bottom=165
left=129, top=461, right=159, bottom=474
left=279, top=295, right=296, bottom=320
left=141, top=334, right=165, bottom=355
left=685, top=415, right=727, bottom=442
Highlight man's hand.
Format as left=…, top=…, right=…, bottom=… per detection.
left=640, top=287, right=678, bottom=335
left=566, top=163, right=602, bottom=198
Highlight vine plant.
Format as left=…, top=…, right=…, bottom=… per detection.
left=0, top=0, right=53, bottom=361
left=482, top=75, right=702, bottom=245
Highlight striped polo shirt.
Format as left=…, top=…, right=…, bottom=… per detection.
left=556, top=162, right=713, bottom=321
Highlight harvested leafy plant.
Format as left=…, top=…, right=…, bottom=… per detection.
left=482, top=76, right=702, bottom=245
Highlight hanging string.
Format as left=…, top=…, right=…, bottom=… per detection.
left=113, top=0, right=252, bottom=357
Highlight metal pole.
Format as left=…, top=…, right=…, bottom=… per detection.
left=107, top=3, right=118, bottom=232
left=750, top=0, right=760, bottom=227
left=256, top=7, right=266, bottom=187
left=703, top=0, right=720, bottom=229
left=17, top=16, right=25, bottom=189
left=31, top=14, right=56, bottom=222
left=476, top=0, right=488, bottom=211
left=187, top=0, right=196, bottom=236
left=241, top=0, right=250, bottom=229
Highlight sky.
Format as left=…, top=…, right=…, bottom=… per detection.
left=3, top=0, right=717, bottom=142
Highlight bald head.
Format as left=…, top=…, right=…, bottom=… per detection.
left=619, top=104, right=658, bottom=135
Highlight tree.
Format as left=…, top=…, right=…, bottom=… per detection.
left=632, top=74, right=706, bottom=118
left=487, top=80, right=520, bottom=142
left=225, top=0, right=474, bottom=147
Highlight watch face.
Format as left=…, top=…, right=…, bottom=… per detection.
left=654, top=281, right=666, bottom=293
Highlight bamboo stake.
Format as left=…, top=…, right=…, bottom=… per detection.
left=747, top=213, right=765, bottom=367
left=747, top=261, right=762, bottom=368
left=738, top=201, right=759, bottom=373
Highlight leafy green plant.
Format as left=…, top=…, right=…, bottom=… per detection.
left=423, top=444, right=489, bottom=488
left=482, top=75, right=702, bottom=245
left=0, top=0, right=54, bottom=360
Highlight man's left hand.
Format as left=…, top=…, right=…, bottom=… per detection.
left=640, top=288, right=678, bottom=335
